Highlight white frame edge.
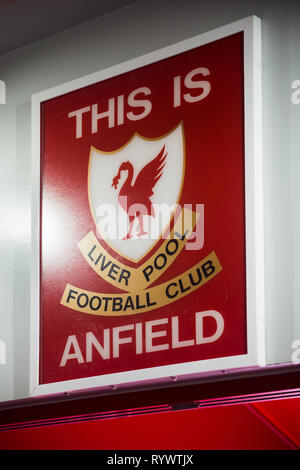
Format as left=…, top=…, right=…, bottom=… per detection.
left=30, top=15, right=265, bottom=397
left=244, top=16, right=265, bottom=367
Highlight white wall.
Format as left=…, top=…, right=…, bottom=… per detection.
left=0, top=0, right=299, bottom=401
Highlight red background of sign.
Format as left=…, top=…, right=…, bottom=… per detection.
left=40, top=32, right=246, bottom=384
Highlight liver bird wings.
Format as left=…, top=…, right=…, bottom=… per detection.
left=133, top=146, right=167, bottom=199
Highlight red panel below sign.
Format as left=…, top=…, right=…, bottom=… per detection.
left=0, top=403, right=295, bottom=450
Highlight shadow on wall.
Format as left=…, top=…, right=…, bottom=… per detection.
left=13, top=101, right=31, bottom=399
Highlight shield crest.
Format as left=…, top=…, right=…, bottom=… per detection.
left=88, top=122, right=185, bottom=262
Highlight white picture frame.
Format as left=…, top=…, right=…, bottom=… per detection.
left=30, top=15, right=265, bottom=397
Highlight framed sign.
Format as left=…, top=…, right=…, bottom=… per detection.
left=30, top=16, right=264, bottom=396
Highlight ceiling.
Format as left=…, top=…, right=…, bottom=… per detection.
left=0, top=0, right=139, bottom=56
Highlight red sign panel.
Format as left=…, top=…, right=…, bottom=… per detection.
left=31, top=17, right=264, bottom=395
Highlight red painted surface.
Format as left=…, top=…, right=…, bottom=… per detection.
left=39, top=32, right=247, bottom=387
left=252, top=399, right=300, bottom=448
left=0, top=398, right=299, bottom=450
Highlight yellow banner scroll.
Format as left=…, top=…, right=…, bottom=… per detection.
left=61, top=251, right=222, bottom=316
left=78, top=208, right=200, bottom=292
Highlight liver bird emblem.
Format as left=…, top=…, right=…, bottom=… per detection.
left=111, top=146, right=167, bottom=239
